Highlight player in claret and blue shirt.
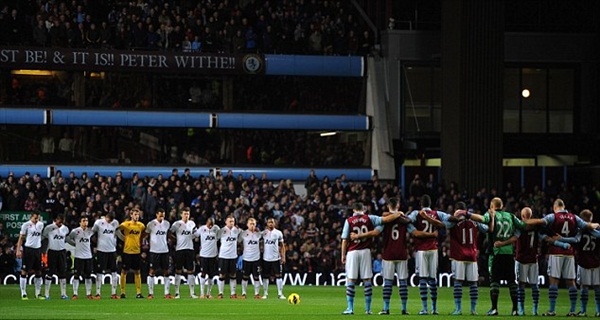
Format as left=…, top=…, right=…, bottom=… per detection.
left=525, top=199, right=600, bottom=316
left=340, top=201, right=407, bottom=315
left=411, top=195, right=470, bottom=315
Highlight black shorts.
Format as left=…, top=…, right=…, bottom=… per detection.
left=96, top=251, right=118, bottom=273
left=199, top=257, right=218, bottom=277
left=73, top=258, right=94, bottom=278
left=491, top=254, right=516, bottom=283
left=218, top=258, right=237, bottom=277
left=121, top=253, right=141, bottom=271
left=149, top=252, right=170, bottom=273
left=242, top=260, right=261, bottom=280
left=22, top=246, right=43, bottom=273
left=262, top=260, right=282, bottom=278
left=175, top=249, right=195, bottom=272
left=46, top=249, right=68, bottom=278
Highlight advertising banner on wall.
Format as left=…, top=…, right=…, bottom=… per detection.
left=0, top=211, right=50, bottom=240
left=0, top=47, right=265, bottom=75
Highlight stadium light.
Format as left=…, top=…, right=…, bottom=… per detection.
left=320, top=131, right=337, bottom=137
left=11, top=70, right=54, bottom=76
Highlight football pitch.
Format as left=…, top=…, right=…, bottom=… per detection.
left=0, top=285, right=578, bottom=319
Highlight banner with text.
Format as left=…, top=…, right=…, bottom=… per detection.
left=0, top=211, right=50, bottom=240
left=0, top=47, right=265, bottom=75
left=2, top=272, right=549, bottom=287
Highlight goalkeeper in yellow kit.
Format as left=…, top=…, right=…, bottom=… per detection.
left=117, top=208, right=146, bottom=298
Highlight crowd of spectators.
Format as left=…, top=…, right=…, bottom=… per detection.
left=0, top=0, right=374, bottom=56
left=0, top=126, right=368, bottom=167
left=0, top=72, right=364, bottom=113
left=1, top=168, right=599, bottom=282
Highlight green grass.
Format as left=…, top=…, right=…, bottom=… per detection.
left=0, top=284, right=581, bottom=319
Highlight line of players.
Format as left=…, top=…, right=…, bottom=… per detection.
left=342, top=196, right=600, bottom=316
left=16, top=207, right=287, bottom=301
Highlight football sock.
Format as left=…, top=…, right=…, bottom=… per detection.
left=187, top=274, right=195, bottom=296
left=229, top=279, right=237, bottom=296
left=206, top=280, right=212, bottom=296
left=470, top=282, right=478, bottom=312
left=517, top=286, right=525, bottom=313
left=242, top=279, right=248, bottom=295
left=276, top=278, right=283, bottom=296
left=20, top=275, right=27, bottom=296
left=147, top=275, right=155, bottom=295
left=569, top=286, right=578, bottom=313
left=96, top=273, right=103, bottom=295
left=509, top=282, right=518, bottom=311
left=453, top=280, right=463, bottom=311
left=382, top=279, right=393, bottom=311
left=60, top=278, right=67, bottom=296
left=548, top=284, right=558, bottom=312
left=532, top=284, right=540, bottom=314
left=399, top=279, right=408, bottom=311
left=45, top=276, right=52, bottom=297
left=175, top=274, right=182, bottom=295
left=263, top=278, right=269, bottom=296
left=164, top=275, right=171, bottom=296
left=364, top=281, right=373, bottom=311
left=120, top=271, right=126, bottom=294
left=490, top=282, right=500, bottom=310
left=346, top=281, right=355, bottom=311
left=111, top=272, right=118, bottom=295
left=134, top=273, right=141, bottom=294
left=253, top=279, right=260, bottom=295
left=73, top=278, right=80, bottom=296
left=218, top=278, right=224, bottom=295
left=199, top=276, right=205, bottom=296
left=34, top=276, right=42, bottom=296
left=581, top=287, right=589, bottom=313
left=419, top=278, right=428, bottom=311
left=428, top=278, right=438, bottom=311
left=85, top=278, right=92, bottom=295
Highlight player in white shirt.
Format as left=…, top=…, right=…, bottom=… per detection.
left=217, top=215, right=241, bottom=299
left=16, top=211, right=45, bottom=300
left=194, top=217, right=220, bottom=299
left=261, top=217, right=286, bottom=299
left=42, top=214, right=70, bottom=300
left=67, top=216, right=95, bottom=299
left=146, top=208, right=173, bottom=299
left=240, top=218, right=262, bottom=299
left=91, top=212, right=119, bottom=299
left=169, top=208, right=197, bottom=298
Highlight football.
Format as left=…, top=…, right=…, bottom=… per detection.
left=287, top=293, right=300, bottom=305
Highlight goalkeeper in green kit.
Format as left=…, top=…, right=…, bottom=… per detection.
left=465, top=197, right=524, bottom=316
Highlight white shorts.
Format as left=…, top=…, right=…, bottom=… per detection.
left=415, top=250, right=438, bottom=278
left=346, top=249, right=372, bottom=280
left=382, top=260, right=408, bottom=280
left=578, top=266, right=600, bottom=286
left=516, top=261, right=539, bottom=285
left=547, top=255, right=576, bottom=280
left=452, top=260, right=478, bottom=282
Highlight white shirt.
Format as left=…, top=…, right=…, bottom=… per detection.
left=240, top=229, right=262, bottom=262
left=262, top=228, right=284, bottom=262
left=195, top=224, right=220, bottom=258
left=68, top=227, right=94, bottom=259
left=146, top=219, right=171, bottom=254
left=170, top=220, right=196, bottom=251
left=218, top=226, right=240, bottom=259
left=43, top=223, right=69, bottom=251
left=20, top=220, right=44, bottom=249
left=92, top=219, right=119, bottom=253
